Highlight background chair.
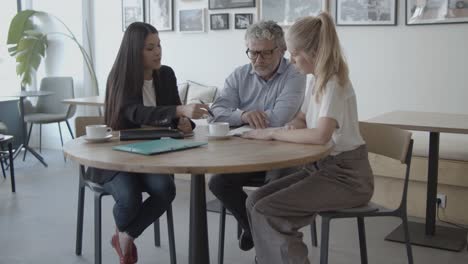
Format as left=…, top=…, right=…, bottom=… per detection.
left=24, top=76, right=76, bottom=156
left=0, top=121, right=8, bottom=178
left=0, top=122, right=15, bottom=192
left=74, top=116, right=176, bottom=264
left=311, top=122, right=414, bottom=264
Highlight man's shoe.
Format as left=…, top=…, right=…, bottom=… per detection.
left=239, top=230, right=254, bottom=251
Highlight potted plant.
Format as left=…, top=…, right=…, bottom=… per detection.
left=7, top=10, right=99, bottom=95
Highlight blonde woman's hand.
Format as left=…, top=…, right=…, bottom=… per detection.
left=177, top=104, right=209, bottom=119
left=284, top=119, right=306, bottom=130
left=241, top=128, right=277, bottom=141
left=177, top=117, right=193, bottom=133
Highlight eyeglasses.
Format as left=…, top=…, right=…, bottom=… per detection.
left=245, top=47, right=278, bottom=60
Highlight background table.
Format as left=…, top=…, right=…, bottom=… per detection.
left=368, top=111, right=468, bottom=251
left=63, top=126, right=333, bottom=264
left=62, top=96, right=104, bottom=116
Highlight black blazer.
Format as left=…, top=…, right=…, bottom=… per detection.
left=120, top=65, right=183, bottom=129
left=87, top=65, right=194, bottom=184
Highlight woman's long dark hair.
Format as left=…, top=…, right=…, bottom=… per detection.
left=105, top=22, right=158, bottom=129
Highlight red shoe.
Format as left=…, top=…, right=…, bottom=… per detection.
left=123, top=241, right=138, bottom=263
left=111, top=233, right=126, bottom=264
left=111, top=228, right=138, bottom=264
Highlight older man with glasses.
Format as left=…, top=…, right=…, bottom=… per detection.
left=208, top=20, right=306, bottom=251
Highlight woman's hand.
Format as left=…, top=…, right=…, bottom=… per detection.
left=241, top=128, right=278, bottom=141
left=176, top=104, right=209, bottom=119
left=177, top=117, right=193, bottom=133
left=285, top=116, right=307, bottom=130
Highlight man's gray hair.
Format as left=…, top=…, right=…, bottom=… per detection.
left=245, top=20, right=286, bottom=50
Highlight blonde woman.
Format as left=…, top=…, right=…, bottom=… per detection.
left=242, top=13, right=374, bottom=264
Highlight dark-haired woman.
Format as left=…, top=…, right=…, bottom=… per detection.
left=87, top=22, right=209, bottom=264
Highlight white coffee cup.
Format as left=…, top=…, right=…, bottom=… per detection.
left=208, top=122, right=229, bottom=137
left=86, top=125, right=112, bottom=139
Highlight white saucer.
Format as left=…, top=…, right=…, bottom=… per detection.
left=207, top=135, right=232, bottom=141
left=83, top=134, right=113, bottom=143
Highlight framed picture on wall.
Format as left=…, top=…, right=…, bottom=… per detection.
left=146, top=0, right=173, bottom=31
left=259, top=0, right=326, bottom=26
left=210, top=13, right=230, bottom=30
left=179, top=9, right=205, bottom=33
left=235, top=13, right=253, bottom=29
left=406, top=0, right=468, bottom=25
left=209, top=0, right=256, bottom=10
left=122, top=0, right=145, bottom=31
left=336, top=0, right=397, bottom=26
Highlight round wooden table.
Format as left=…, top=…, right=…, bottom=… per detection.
left=63, top=126, right=333, bottom=264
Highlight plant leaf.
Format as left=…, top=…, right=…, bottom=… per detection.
left=15, top=35, right=47, bottom=87
left=7, top=10, right=41, bottom=55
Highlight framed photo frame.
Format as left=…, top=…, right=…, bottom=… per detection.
left=122, top=0, right=145, bottom=31
left=210, top=13, right=230, bottom=30
left=235, top=13, right=253, bottom=29
left=209, top=0, right=256, bottom=10
left=336, top=0, right=397, bottom=26
left=259, top=0, right=326, bottom=26
left=406, top=0, right=468, bottom=25
left=179, top=9, right=206, bottom=33
left=146, top=0, right=173, bottom=31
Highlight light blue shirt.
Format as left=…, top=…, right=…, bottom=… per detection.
left=210, top=58, right=306, bottom=127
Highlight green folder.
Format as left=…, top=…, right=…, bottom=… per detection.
left=113, top=138, right=207, bottom=155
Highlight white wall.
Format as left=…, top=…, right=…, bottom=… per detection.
left=338, top=14, right=468, bottom=120
left=93, top=0, right=257, bottom=96
left=20, top=0, right=460, bottom=150
left=28, top=0, right=84, bottom=149
left=93, top=0, right=468, bottom=122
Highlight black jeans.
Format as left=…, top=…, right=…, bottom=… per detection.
left=103, top=172, right=176, bottom=238
left=208, top=172, right=267, bottom=232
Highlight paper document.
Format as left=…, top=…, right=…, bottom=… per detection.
left=228, top=125, right=253, bottom=136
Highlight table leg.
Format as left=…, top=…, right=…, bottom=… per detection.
left=18, top=97, right=47, bottom=167
left=386, top=132, right=467, bottom=251
left=189, top=174, right=210, bottom=264
left=8, top=142, right=15, bottom=193
left=426, top=132, right=439, bottom=235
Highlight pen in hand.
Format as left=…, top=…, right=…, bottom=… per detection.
left=199, top=99, right=215, bottom=117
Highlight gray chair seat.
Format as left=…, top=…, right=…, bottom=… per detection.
left=24, top=113, right=68, bottom=123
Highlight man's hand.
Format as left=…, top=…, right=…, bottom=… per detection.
left=177, top=117, right=193, bottom=133
left=241, top=110, right=269, bottom=129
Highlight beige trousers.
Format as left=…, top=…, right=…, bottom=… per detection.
left=246, top=145, right=374, bottom=264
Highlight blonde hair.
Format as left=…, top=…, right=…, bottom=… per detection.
left=287, top=12, right=349, bottom=102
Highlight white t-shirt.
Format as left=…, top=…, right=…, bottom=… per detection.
left=301, top=76, right=364, bottom=155
left=142, top=79, right=157, bottom=107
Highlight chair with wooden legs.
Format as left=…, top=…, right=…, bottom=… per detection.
left=310, top=122, right=414, bottom=264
